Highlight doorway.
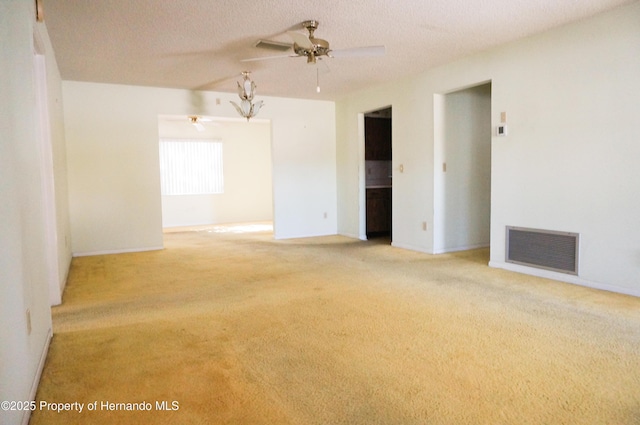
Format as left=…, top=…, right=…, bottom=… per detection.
left=34, top=33, right=63, bottom=306
left=434, top=83, right=491, bottom=253
left=157, top=115, right=273, bottom=229
left=364, top=107, right=392, bottom=243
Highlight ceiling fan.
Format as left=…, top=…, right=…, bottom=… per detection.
left=242, top=20, right=385, bottom=64
left=162, top=115, right=217, bottom=131
left=188, top=115, right=208, bottom=131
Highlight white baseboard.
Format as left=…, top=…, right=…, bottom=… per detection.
left=73, top=245, right=164, bottom=257
left=489, top=260, right=640, bottom=298
left=22, top=328, right=52, bottom=425
left=391, top=241, right=431, bottom=253
left=433, top=243, right=489, bottom=254
left=391, top=242, right=489, bottom=255
left=337, top=232, right=362, bottom=240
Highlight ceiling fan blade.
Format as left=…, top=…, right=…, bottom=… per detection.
left=240, top=54, right=297, bottom=62
left=254, top=39, right=293, bottom=52
left=286, top=31, right=314, bottom=49
left=329, top=45, right=386, bottom=58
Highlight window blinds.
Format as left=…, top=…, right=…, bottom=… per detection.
left=159, top=139, right=223, bottom=195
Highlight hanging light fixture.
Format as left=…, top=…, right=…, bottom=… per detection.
left=230, top=71, right=264, bottom=121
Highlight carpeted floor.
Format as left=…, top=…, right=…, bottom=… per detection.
left=31, top=224, right=640, bottom=424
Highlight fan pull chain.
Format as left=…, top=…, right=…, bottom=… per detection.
left=316, top=67, right=321, bottom=93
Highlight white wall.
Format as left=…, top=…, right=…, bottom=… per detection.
left=63, top=82, right=336, bottom=254
left=159, top=118, right=273, bottom=227
left=486, top=4, right=640, bottom=295
left=0, top=1, right=71, bottom=424
left=336, top=2, right=640, bottom=296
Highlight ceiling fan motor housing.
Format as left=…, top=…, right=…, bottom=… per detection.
left=293, top=20, right=331, bottom=63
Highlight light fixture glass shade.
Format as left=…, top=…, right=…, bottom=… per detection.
left=243, top=80, right=254, bottom=100
left=241, top=99, right=251, bottom=115
left=230, top=71, right=263, bottom=121
left=253, top=101, right=263, bottom=116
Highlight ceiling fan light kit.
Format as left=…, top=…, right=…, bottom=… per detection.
left=230, top=71, right=264, bottom=121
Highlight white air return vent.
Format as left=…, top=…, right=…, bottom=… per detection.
left=506, top=226, right=579, bottom=275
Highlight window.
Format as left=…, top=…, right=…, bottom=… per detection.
left=159, top=139, right=223, bottom=195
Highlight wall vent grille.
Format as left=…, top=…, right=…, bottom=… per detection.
left=506, top=226, right=579, bottom=275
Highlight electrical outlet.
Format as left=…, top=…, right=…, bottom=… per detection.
left=323, top=212, right=327, bottom=219
left=442, top=163, right=447, bottom=172
left=422, top=222, right=428, bottom=231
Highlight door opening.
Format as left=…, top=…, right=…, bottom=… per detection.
left=157, top=115, right=273, bottom=231
left=34, top=33, right=62, bottom=306
left=364, top=107, right=392, bottom=243
left=434, top=83, right=491, bottom=253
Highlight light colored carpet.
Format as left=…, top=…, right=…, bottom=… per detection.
left=32, top=225, right=640, bottom=424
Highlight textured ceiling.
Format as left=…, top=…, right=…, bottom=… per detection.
left=43, top=0, right=633, bottom=101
